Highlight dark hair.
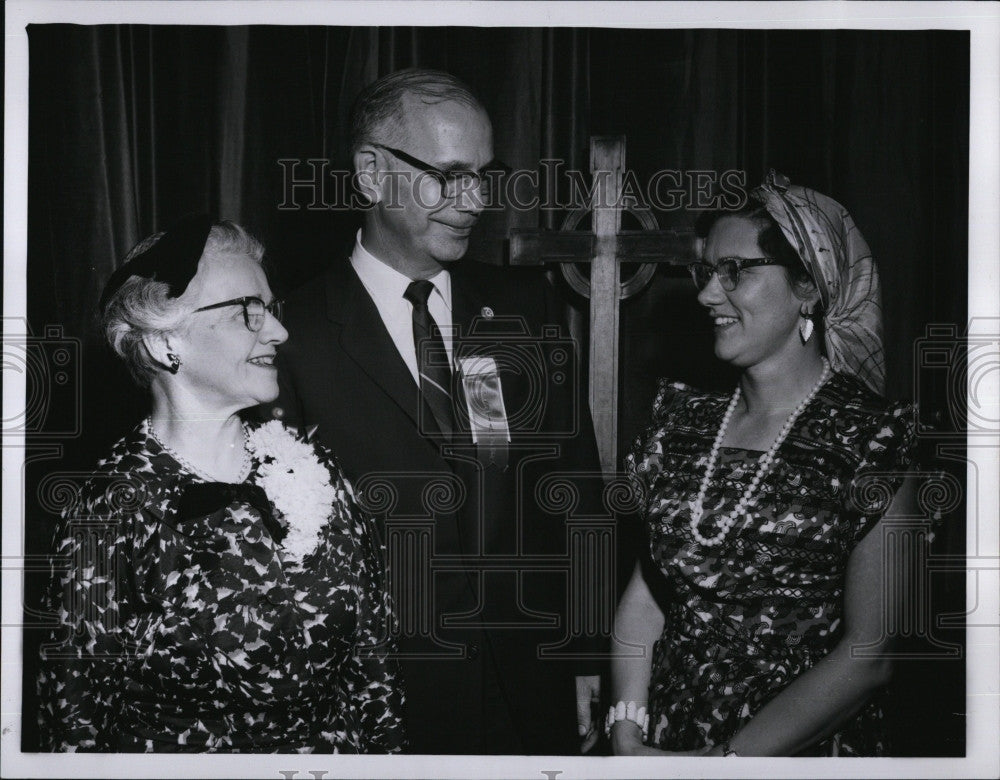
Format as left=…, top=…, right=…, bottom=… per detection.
left=348, top=67, right=486, bottom=157
left=695, top=199, right=824, bottom=344
left=694, top=202, right=815, bottom=291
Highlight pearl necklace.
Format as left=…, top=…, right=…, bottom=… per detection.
left=689, top=357, right=831, bottom=547
left=146, top=417, right=251, bottom=484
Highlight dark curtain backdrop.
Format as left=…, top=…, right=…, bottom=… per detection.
left=23, top=26, right=967, bottom=754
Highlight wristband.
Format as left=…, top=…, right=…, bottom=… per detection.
left=604, top=700, right=650, bottom=740
left=721, top=740, right=740, bottom=757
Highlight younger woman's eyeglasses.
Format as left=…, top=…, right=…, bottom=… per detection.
left=193, top=296, right=284, bottom=332
left=687, top=257, right=781, bottom=291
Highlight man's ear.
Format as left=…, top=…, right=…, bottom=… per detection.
left=353, top=148, right=381, bottom=206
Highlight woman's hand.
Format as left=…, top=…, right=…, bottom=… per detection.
left=610, top=722, right=668, bottom=755
left=575, top=674, right=601, bottom=753
left=612, top=723, right=719, bottom=756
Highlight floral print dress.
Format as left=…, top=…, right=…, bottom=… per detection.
left=37, top=419, right=405, bottom=752
left=625, top=372, right=917, bottom=756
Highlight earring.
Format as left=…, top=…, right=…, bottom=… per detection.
left=166, top=353, right=181, bottom=374
left=798, top=311, right=815, bottom=344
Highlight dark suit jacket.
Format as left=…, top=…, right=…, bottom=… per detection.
left=269, top=255, right=607, bottom=754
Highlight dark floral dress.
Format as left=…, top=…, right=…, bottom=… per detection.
left=37, top=420, right=405, bottom=752
left=624, top=372, right=917, bottom=756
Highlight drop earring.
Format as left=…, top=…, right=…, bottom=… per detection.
left=798, top=310, right=815, bottom=344
left=167, top=353, right=181, bottom=374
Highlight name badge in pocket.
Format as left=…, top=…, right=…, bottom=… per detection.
left=458, top=356, right=511, bottom=445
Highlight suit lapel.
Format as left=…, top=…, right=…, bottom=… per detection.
left=449, top=262, right=485, bottom=340
left=325, top=265, right=425, bottom=430
left=325, top=261, right=495, bottom=444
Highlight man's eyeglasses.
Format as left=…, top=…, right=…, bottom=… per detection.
left=194, top=296, right=284, bottom=332
left=372, top=143, right=509, bottom=199
left=687, top=257, right=782, bottom=291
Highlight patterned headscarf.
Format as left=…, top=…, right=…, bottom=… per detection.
left=751, top=170, right=886, bottom=395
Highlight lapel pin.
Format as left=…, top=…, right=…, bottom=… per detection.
left=481, top=306, right=494, bottom=318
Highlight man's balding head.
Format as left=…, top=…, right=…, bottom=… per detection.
left=350, top=68, right=494, bottom=278
left=349, top=68, right=487, bottom=156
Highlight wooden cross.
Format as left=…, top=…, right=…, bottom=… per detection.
left=509, top=136, right=694, bottom=476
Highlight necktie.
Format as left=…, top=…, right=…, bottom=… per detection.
left=404, top=279, right=454, bottom=439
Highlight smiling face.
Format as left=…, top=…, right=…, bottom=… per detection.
left=173, top=251, right=288, bottom=414
left=362, top=95, right=494, bottom=278
left=697, top=215, right=815, bottom=372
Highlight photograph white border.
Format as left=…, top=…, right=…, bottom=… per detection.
left=4, top=2, right=998, bottom=778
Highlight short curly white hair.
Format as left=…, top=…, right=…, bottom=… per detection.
left=102, top=220, right=265, bottom=387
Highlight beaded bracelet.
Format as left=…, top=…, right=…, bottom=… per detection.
left=604, top=701, right=650, bottom=740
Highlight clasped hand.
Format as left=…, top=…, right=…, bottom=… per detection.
left=610, top=722, right=719, bottom=756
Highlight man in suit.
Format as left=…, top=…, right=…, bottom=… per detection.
left=271, top=68, right=607, bottom=754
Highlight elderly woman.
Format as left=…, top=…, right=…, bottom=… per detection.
left=37, top=215, right=404, bottom=752
left=609, top=172, right=918, bottom=756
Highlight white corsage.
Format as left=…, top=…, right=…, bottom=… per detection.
left=246, top=420, right=336, bottom=560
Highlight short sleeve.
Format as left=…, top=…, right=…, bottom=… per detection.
left=846, top=401, right=918, bottom=544
left=624, top=379, right=695, bottom=506
left=649, top=379, right=696, bottom=425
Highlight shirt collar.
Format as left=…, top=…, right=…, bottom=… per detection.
left=351, top=231, right=452, bottom=312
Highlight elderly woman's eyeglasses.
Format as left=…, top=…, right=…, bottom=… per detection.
left=373, top=143, right=509, bottom=199
left=193, top=296, right=284, bottom=332
left=688, top=257, right=781, bottom=291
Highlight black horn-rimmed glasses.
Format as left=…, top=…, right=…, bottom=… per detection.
left=688, top=257, right=782, bottom=291
left=193, top=296, right=285, bottom=332
left=372, top=143, right=509, bottom=200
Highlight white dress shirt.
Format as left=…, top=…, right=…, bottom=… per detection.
left=350, top=233, right=454, bottom=385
